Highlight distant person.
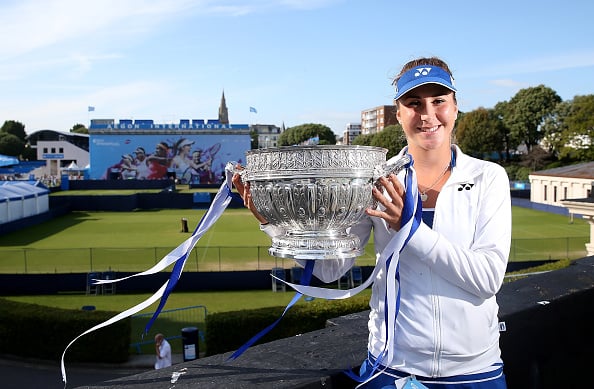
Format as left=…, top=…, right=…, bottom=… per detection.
left=154, top=333, right=172, bottom=369
left=146, top=142, right=171, bottom=179
left=187, top=148, right=214, bottom=184
left=119, top=154, right=137, bottom=179
left=133, top=147, right=151, bottom=179
left=170, top=138, right=196, bottom=183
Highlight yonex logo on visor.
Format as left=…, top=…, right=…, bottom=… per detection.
left=415, top=67, right=432, bottom=77
left=394, top=65, right=457, bottom=100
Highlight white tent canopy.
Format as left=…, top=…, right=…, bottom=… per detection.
left=0, top=182, right=49, bottom=224
left=62, top=161, right=81, bottom=170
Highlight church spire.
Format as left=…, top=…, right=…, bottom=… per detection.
left=218, top=90, right=229, bottom=124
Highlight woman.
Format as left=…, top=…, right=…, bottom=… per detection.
left=233, top=57, right=511, bottom=388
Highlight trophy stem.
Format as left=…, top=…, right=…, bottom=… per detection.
left=270, top=230, right=363, bottom=260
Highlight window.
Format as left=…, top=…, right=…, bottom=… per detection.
left=553, top=186, right=557, bottom=202
left=43, top=148, right=48, bottom=153
left=59, top=148, right=64, bottom=153
left=544, top=185, right=548, bottom=201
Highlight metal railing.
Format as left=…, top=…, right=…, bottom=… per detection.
left=130, top=305, right=207, bottom=355
left=0, top=237, right=589, bottom=274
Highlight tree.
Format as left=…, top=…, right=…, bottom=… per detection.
left=493, top=101, right=513, bottom=158
left=519, top=145, right=555, bottom=171
left=0, top=132, right=24, bottom=157
left=558, top=94, right=594, bottom=161
left=501, top=85, right=561, bottom=152
left=456, top=107, right=507, bottom=161
left=277, top=123, right=336, bottom=146
left=352, top=133, right=374, bottom=146
left=369, top=125, right=407, bottom=159
left=70, top=123, right=88, bottom=134
left=540, top=100, right=568, bottom=155
left=1, top=120, right=27, bottom=141
left=250, top=129, right=259, bottom=149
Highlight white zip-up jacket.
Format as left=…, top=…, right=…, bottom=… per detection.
left=261, top=145, right=511, bottom=377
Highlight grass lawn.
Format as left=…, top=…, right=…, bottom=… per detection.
left=511, top=207, right=588, bottom=238
left=5, top=289, right=372, bottom=314
left=0, top=206, right=589, bottom=273
left=0, top=208, right=271, bottom=249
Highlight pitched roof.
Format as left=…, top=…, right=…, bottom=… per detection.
left=530, top=162, right=594, bottom=180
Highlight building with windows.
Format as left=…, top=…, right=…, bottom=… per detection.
left=360, top=105, right=398, bottom=135
left=529, top=162, right=594, bottom=206
left=253, top=123, right=283, bottom=148
left=343, top=123, right=362, bottom=145
left=26, top=130, right=90, bottom=177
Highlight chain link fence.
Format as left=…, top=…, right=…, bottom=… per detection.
left=0, top=237, right=588, bottom=274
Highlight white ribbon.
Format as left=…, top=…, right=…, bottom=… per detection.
left=61, top=163, right=237, bottom=385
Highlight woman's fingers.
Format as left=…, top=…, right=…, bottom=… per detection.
left=367, top=175, right=405, bottom=231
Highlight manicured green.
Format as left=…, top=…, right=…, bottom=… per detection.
left=0, top=208, right=271, bottom=248
left=5, top=289, right=359, bottom=314
left=0, top=206, right=589, bottom=273
left=511, top=207, right=589, bottom=238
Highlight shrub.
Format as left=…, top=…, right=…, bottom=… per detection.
left=0, top=298, right=130, bottom=363
left=205, top=294, right=369, bottom=356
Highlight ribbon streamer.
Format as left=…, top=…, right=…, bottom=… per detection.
left=227, top=259, right=315, bottom=361
left=61, top=163, right=238, bottom=385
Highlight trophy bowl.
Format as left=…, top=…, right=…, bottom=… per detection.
left=241, top=145, right=409, bottom=260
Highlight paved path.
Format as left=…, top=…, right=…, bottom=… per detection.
left=0, top=354, right=184, bottom=389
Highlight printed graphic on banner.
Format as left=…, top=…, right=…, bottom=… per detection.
left=89, top=134, right=250, bottom=184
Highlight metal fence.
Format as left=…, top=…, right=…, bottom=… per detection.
left=0, top=237, right=588, bottom=274
left=130, top=305, right=207, bottom=355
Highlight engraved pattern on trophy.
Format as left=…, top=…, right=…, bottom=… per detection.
left=242, top=146, right=408, bottom=260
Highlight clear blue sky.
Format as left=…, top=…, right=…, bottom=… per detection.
left=2, top=0, right=593, bottom=136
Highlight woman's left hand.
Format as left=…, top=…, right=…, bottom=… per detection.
left=366, top=174, right=405, bottom=231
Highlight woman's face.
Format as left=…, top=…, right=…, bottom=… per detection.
left=396, top=84, right=458, bottom=152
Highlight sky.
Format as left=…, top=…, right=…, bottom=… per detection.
left=1, top=0, right=594, bottom=136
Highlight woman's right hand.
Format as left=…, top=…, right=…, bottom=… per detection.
left=231, top=167, right=269, bottom=224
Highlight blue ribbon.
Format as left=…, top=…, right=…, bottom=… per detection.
left=345, top=155, right=423, bottom=383
left=227, top=259, right=315, bottom=361
left=141, top=204, right=217, bottom=336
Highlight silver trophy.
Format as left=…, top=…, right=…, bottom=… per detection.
left=240, top=145, right=410, bottom=260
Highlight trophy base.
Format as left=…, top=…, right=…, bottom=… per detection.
left=270, top=232, right=363, bottom=260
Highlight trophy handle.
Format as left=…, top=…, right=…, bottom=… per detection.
left=226, top=161, right=247, bottom=182
left=373, top=154, right=411, bottom=187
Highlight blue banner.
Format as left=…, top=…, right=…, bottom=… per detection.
left=89, top=133, right=250, bottom=183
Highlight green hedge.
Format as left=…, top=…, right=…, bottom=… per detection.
left=205, top=295, right=370, bottom=356
left=0, top=298, right=130, bottom=363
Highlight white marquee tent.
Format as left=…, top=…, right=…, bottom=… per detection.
left=0, top=182, right=49, bottom=224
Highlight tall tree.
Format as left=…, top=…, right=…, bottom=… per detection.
left=1, top=120, right=27, bottom=141
left=493, top=101, right=514, bottom=157
left=501, top=85, right=561, bottom=151
left=456, top=107, right=507, bottom=160
left=540, top=100, right=570, bottom=156
left=558, top=94, right=594, bottom=161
